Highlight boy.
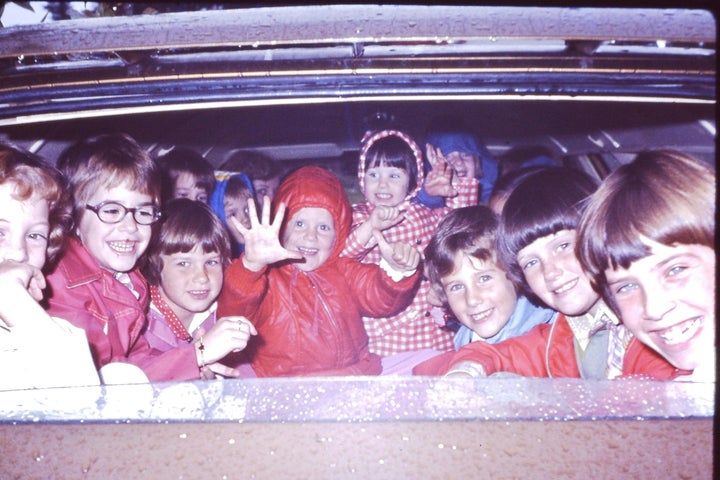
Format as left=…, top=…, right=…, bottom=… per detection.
left=577, top=150, right=714, bottom=382
left=414, top=167, right=681, bottom=380
left=425, top=205, right=555, bottom=350
left=210, top=171, right=255, bottom=257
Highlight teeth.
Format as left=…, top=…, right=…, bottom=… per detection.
left=298, top=247, right=318, bottom=255
left=658, top=318, right=701, bottom=345
left=108, top=241, right=135, bottom=253
left=375, top=193, right=392, bottom=199
left=470, top=308, right=493, bottom=322
left=554, top=278, right=577, bottom=294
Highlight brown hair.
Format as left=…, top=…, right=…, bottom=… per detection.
left=0, top=143, right=72, bottom=266
left=577, top=150, right=715, bottom=305
left=143, top=198, right=231, bottom=285
left=57, top=133, right=161, bottom=219
left=425, top=205, right=505, bottom=307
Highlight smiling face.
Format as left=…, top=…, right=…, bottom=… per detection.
left=517, top=229, right=598, bottom=316
left=158, top=245, right=223, bottom=324
left=444, top=151, right=478, bottom=179
left=174, top=171, right=209, bottom=203
left=0, top=182, right=50, bottom=270
left=604, top=238, right=715, bottom=372
left=281, top=207, right=336, bottom=272
left=77, top=183, right=154, bottom=273
left=442, top=253, right=518, bottom=339
left=363, top=164, right=410, bottom=207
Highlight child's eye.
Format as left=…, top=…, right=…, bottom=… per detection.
left=176, top=261, right=190, bottom=268
left=667, top=264, right=688, bottom=278
left=367, top=172, right=378, bottom=179
left=27, top=232, right=49, bottom=242
left=477, top=274, right=492, bottom=284
left=521, top=259, right=538, bottom=271
left=197, top=194, right=208, bottom=203
left=294, top=220, right=305, bottom=228
left=319, top=224, right=332, bottom=232
left=206, top=259, right=220, bottom=267
left=447, top=283, right=464, bottom=293
left=614, top=282, right=638, bottom=295
left=556, top=242, right=571, bottom=252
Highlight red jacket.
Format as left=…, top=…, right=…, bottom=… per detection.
left=218, top=166, right=421, bottom=377
left=45, top=237, right=200, bottom=382
left=413, top=313, right=686, bottom=380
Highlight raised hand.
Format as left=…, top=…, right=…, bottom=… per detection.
left=372, top=229, right=420, bottom=273
left=369, top=205, right=405, bottom=231
left=194, top=316, right=257, bottom=379
left=229, top=195, right=303, bottom=272
left=424, top=143, right=457, bottom=198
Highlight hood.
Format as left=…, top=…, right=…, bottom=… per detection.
left=274, top=165, right=351, bottom=261
left=209, top=170, right=254, bottom=226
left=425, top=131, right=498, bottom=203
left=357, top=129, right=424, bottom=204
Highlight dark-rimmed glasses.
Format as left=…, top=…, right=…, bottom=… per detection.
left=85, top=201, right=161, bottom=225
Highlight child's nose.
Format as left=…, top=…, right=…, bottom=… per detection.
left=2, top=236, right=29, bottom=263
left=193, top=266, right=210, bottom=283
left=642, top=282, right=675, bottom=321
left=117, top=211, right=140, bottom=232
left=466, top=286, right=483, bottom=306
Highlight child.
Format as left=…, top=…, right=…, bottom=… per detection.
left=424, top=205, right=556, bottom=350
left=219, top=150, right=283, bottom=210
left=46, top=133, right=249, bottom=383
left=156, top=146, right=215, bottom=204
left=414, top=167, right=681, bottom=380
left=0, top=143, right=99, bottom=390
left=209, top=171, right=255, bottom=258
left=487, top=165, right=553, bottom=216
left=417, top=117, right=498, bottom=206
left=577, top=150, right=714, bottom=382
left=143, top=198, right=257, bottom=379
left=342, top=129, right=478, bottom=355
left=217, top=165, right=422, bottom=377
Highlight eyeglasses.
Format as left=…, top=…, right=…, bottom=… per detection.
left=85, top=201, right=161, bottom=225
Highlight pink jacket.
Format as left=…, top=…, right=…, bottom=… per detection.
left=45, top=237, right=200, bottom=382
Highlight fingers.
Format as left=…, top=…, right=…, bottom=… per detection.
left=372, top=229, right=391, bottom=254
left=207, top=362, right=241, bottom=379
left=246, top=196, right=259, bottom=226
left=272, top=201, right=287, bottom=231
left=229, top=215, right=249, bottom=238
left=224, top=316, right=258, bottom=336
left=260, top=195, right=272, bottom=225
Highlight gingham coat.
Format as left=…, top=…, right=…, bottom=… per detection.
left=342, top=130, right=478, bottom=355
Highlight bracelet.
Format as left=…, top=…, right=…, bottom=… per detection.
left=197, top=336, right=206, bottom=370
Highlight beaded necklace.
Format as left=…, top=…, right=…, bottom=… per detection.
left=149, top=285, right=193, bottom=343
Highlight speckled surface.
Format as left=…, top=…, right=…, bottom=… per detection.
left=0, top=377, right=714, bottom=478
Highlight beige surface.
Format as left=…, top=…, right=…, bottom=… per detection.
left=1, top=419, right=712, bottom=479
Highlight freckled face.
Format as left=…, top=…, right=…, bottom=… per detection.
left=158, top=245, right=224, bottom=324
left=281, top=207, right=336, bottom=272
left=442, top=253, right=518, bottom=339
left=0, top=182, right=50, bottom=270
left=517, top=229, right=598, bottom=316
left=364, top=164, right=410, bottom=208
left=605, top=238, right=715, bottom=371
left=77, top=184, right=154, bottom=273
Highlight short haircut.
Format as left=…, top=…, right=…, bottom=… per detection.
left=489, top=165, right=554, bottom=214
left=220, top=150, right=281, bottom=181
left=362, top=134, right=419, bottom=193
left=497, top=167, right=598, bottom=296
left=144, top=198, right=231, bottom=286
left=425, top=205, right=503, bottom=307
left=225, top=174, right=253, bottom=201
left=156, top=147, right=215, bottom=201
left=577, top=150, right=715, bottom=304
left=0, top=143, right=72, bottom=266
left=57, top=133, right=161, bottom=218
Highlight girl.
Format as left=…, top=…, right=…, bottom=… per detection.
left=577, top=150, right=714, bottom=382
left=342, top=129, right=478, bottom=356
left=0, top=143, right=99, bottom=390
left=218, top=165, right=422, bottom=377
left=415, top=167, right=681, bottom=380
left=143, top=198, right=256, bottom=379
left=46, top=133, right=249, bottom=383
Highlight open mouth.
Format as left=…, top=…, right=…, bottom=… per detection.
left=108, top=240, right=136, bottom=255
left=553, top=278, right=578, bottom=295
left=470, top=307, right=493, bottom=324
left=655, top=317, right=702, bottom=346
left=188, top=290, right=211, bottom=300
left=298, top=246, right=319, bottom=257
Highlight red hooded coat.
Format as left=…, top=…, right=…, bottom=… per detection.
left=218, top=166, right=421, bottom=377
